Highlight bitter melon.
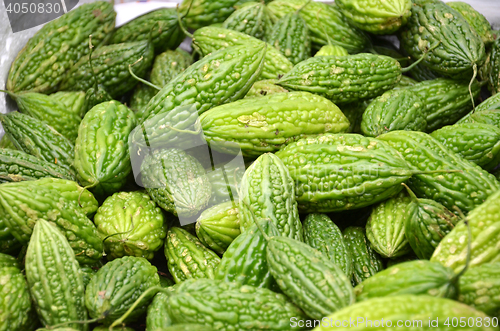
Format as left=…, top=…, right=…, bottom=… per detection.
left=267, top=12, right=311, bottom=65
left=303, top=213, right=353, bottom=277
left=360, top=89, right=426, bottom=137
left=0, top=112, right=75, bottom=173
left=85, top=256, right=160, bottom=324
left=215, top=219, right=280, bottom=290
left=6, top=1, right=115, bottom=93
left=94, top=191, right=166, bottom=260
left=399, top=0, right=485, bottom=79
left=166, top=278, right=307, bottom=330
left=74, top=101, right=136, bottom=197
left=150, top=49, right=193, bottom=88
left=354, top=260, right=458, bottom=301
left=239, top=153, right=303, bottom=240
left=365, top=192, right=412, bottom=258
left=140, top=148, right=212, bottom=217
left=267, top=0, right=369, bottom=53
left=404, top=186, right=459, bottom=260
left=110, top=8, right=185, bottom=54
left=447, top=1, right=494, bottom=45
left=59, top=40, right=154, bottom=98
left=378, top=131, right=500, bottom=213
left=195, top=200, right=240, bottom=254
left=336, top=0, right=412, bottom=34
left=25, top=220, right=87, bottom=330
left=459, top=263, right=500, bottom=316
left=267, top=234, right=355, bottom=320
left=0, top=148, right=75, bottom=182
left=222, top=2, right=273, bottom=40
left=192, top=27, right=292, bottom=80
left=165, top=227, right=221, bottom=283
left=275, top=133, right=412, bottom=212
left=200, top=92, right=350, bottom=157
left=0, top=178, right=102, bottom=263
left=431, top=122, right=500, bottom=171
left=343, top=226, right=384, bottom=285
left=431, top=189, right=500, bottom=273
left=277, top=54, right=402, bottom=104
left=314, top=295, right=494, bottom=330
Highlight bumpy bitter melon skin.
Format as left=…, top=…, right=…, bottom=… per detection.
left=150, top=49, right=193, bottom=88
left=85, top=256, right=160, bottom=324
left=94, top=191, right=166, bottom=260
left=343, top=226, right=384, bottom=285
left=360, top=89, right=426, bottom=137
left=59, top=40, right=154, bottom=98
left=200, top=92, right=350, bottom=157
left=0, top=178, right=102, bottom=263
left=50, top=91, right=87, bottom=118
left=378, top=131, right=500, bottom=213
left=205, top=162, right=245, bottom=206
left=275, top=133, right=413, bottom=212
left=488, top=37, right=500, bottom=95
left=365, top=192, right=412, bottom=258
left=82, top=85, right=113, bottom=116
left=447, top=1, right=494, bottom=45
left=0, top=148, right=75, bottom=183
left=110, top=8, right=185, bottom=54
left=399, top=0, right=485, bottom=79
left=267, top=235, right=355, bottom=320
left=135, top=43, right=267, bottom=133
left=354, top=260, right=457, bottom=301
left=336, top=0, right=412, bottom=34
left=222, top=2, right=272, bottom=40
left=459, top=109, right=500, bottom=129
left=404, top=191, right=459, bottom=260
left=146, top=292, right=172, bottom=331
left=314, top=295, right=494, bottom=331
left=74, top=101, right=136, bottom=197
left=153, top=325, right=210, bottom=331
left=408, top=78, right=481, bottom=132
left=195, top=200, right=240, bottom=254
left=9, top=91, right=81, bottom=142
left=315, top=45, right=349, bottom=57
left=166, top=278, right=308, bottom=330
left=239, top=153, right=303, bottom=241
left=6, top=1, right=115, bottom=93
left=192, top=27, right=292, bottom=80
left=215, top=220, right=280, bottom=290
left=268, top=12, right=311, bottom=65
left=26, top=220, right=87, bottom=330
left=179, top=0, right=250, bottom=30
left=458, top=263, right=500, bottom=316
left=431, top=123, right=500, bottom=171
left=408, top=60, right=443, bottom=81
left=462, top=93, right=500, bottom=117
left=303, top=213, right=353, bottom=277
left=431, top=189, right=500, bottom=273
left=0, top=135, right=15, bottom=150
left=278, top=54, right=402, bottom=104
left=165, top=227, right=221, bottom=284
left=244, top=79, right=289, bottom=98
left=267, top=0, right=369, bottom=53
left=0, top=254, right=37, bottom=331
left=0, top=112, right=75, bottom=173
left=129, top=83, right=158, bottom=114
left=140, top=148, right=212, bottom=217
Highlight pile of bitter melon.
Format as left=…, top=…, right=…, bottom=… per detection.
left=2, top=0, right=500, bottom=330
